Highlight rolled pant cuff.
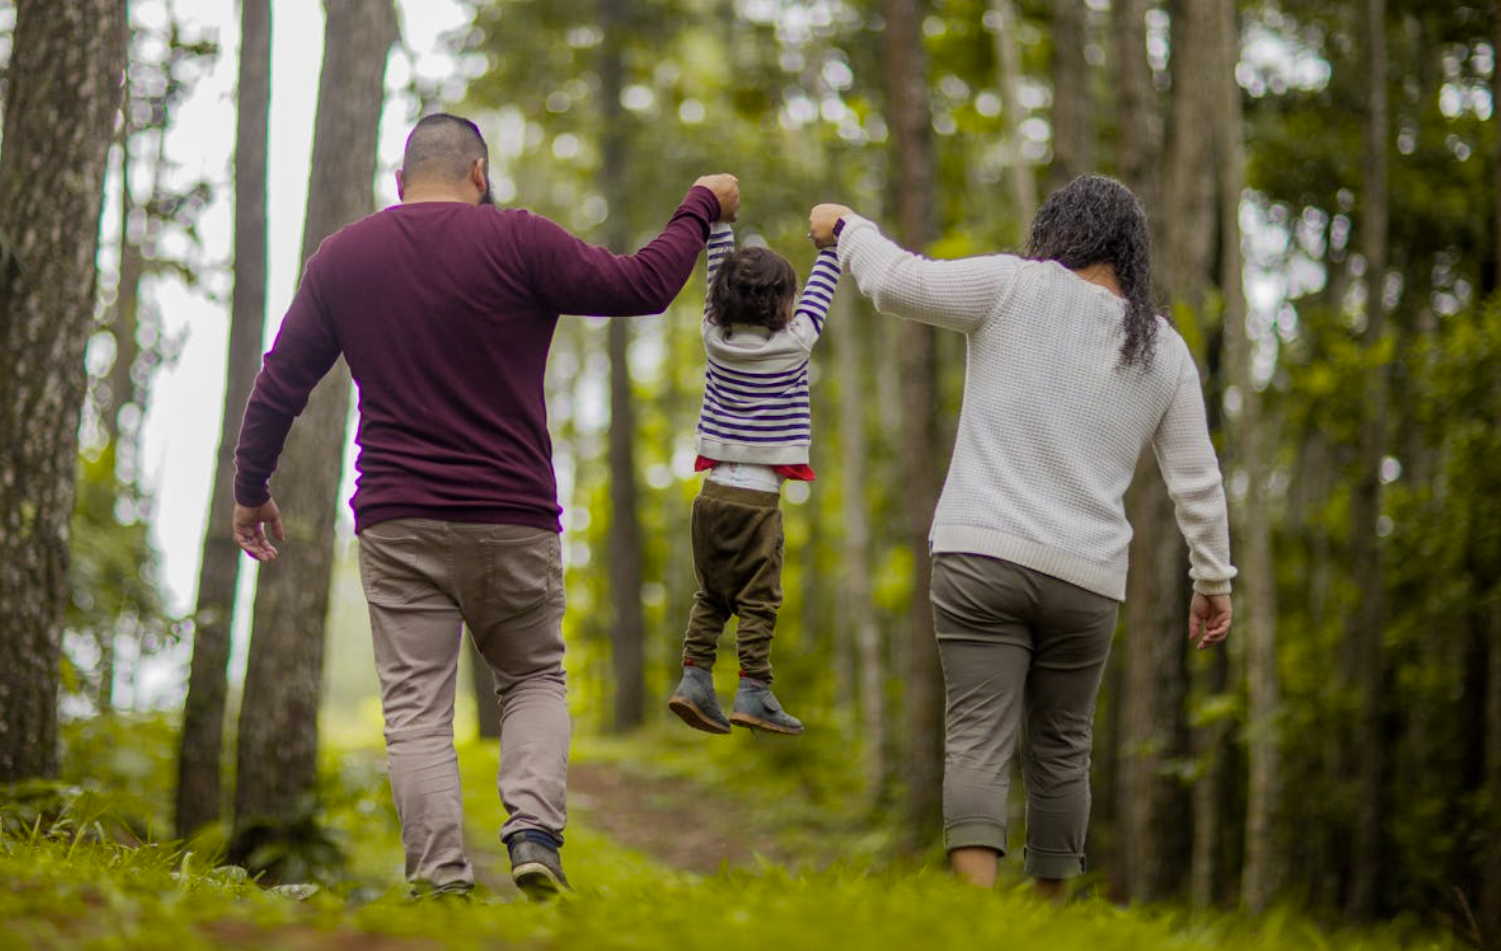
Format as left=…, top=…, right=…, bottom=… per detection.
left=1024, top=847, right=1084, bottom=879
left=943, top=818, right=1008, bottom=855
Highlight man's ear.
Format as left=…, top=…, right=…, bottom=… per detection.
left=395, top=169, right=406, bottom=201
left=471, top=158, right=487, bottom=196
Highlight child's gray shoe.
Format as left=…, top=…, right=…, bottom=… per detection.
left=730, top=677, right=804, bottom=735
left=668, top=665, right=732, bottom=734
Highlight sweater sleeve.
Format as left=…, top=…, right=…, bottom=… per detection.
left=524, top=186, right=720, bottom=317
left=788, top=248, right=841, bottom=348
left=704, top=221, right=735, bottom=318
left=233, top=260, right=342, bottom=507
left=835, top=214, right=1018, bottom=334
left=1150, top=350, right=1237, bottom=595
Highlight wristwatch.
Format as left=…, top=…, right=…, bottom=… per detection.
left=833, top=217, right=846, bottom=238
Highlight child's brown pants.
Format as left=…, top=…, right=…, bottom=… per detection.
left=680, top=481, right=784, bottom=681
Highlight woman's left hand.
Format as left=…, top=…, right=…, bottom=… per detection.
left=1188, top=592, right=1232, bottom=649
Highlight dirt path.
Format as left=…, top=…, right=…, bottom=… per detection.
left=566, top=760, right=801, bottom=874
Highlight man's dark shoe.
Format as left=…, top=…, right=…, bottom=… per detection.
left=730, top=677, right=804, bottom=735
left=668, top=665, right=731, bottom=734
left=507, top=834, right=570, bottom=901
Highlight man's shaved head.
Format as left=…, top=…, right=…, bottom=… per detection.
left=401, top=113, right=489, bottom=190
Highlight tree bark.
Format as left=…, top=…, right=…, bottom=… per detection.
left=176, top=0, right=271, bottom=839
left=1210, top=0, right=1281, bottom=912
left=1113, top=0, right=1163, bottom=216
left=1047, top=0, right=1092, bottom=191
left=989, top=0, right=1037, bottom=228
left=833, top=291, right=884, bottom=800
left=1487, top=7, right=1501, bottom=938
left=468, top=638, right=502, bottom=738
left=1116, top=0, right=1211, bottom=906
left=598, top=0, right=647, bottom=732
left=1484, top=600, right=1501, bottom=945
left=0, top=0, right=127, bottom=783
left=1346, top=0, right=1389, bottom=920
left=882, top=0, right=945, bottom=845
left=232, top=0, right=396, bottom=833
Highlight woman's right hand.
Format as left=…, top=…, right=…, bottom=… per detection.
left=809, top=203, right=853, bottom=248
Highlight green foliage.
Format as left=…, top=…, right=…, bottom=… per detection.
left=0, top=724, right=1464, bottom=950
left=65, top=448, right=180, bottom=712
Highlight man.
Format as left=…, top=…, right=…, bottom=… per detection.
left=232, top=113, right=738, bottom=899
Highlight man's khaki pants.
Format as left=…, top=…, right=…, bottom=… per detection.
left=358, top=519, right=569, bottom=893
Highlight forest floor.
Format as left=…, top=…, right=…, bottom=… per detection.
left=0, top=720, right=1463, bottom=951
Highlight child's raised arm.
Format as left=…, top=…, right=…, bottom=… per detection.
left=703, top=222, right=735, bottom=319
left=790, top=247, right=841, bottom=344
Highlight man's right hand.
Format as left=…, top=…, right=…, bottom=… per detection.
left=694, top=173, right=739, bottom=223
left=1188, top=592, right=1232, bottom=650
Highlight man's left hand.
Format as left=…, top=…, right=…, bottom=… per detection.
left=234, top=499, right=285, bottom=562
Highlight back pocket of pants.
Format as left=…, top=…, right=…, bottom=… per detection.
left=481, top=529, right=559, bottom=618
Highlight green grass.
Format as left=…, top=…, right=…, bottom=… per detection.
left=0, top=716, right=1463, bottom=950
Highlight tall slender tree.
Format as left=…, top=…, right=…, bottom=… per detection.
left=989, top=0, right=1037, bottom=226
left=831, top=290, right=884, bottom=800
left=232, top=0, right=397, bottom=846
left=882, top=0, right=945, bottom=841
left=1212, top=0, right=1281, bottom=913
left=1347, top=0, right=1389, bottom=919
left=599, top=0, right=648, bottom=732
left=1100, top=0, right=1164, bottom=893
left=177, top=0, right=272, bottom=839
left=1047, top=0, right=1092, bottom=190
left=0, top=0, right=127, bottom=782
left=1115, top=0, right=1205, bottom=905
left=1487, top=8, right=1501, bottom=937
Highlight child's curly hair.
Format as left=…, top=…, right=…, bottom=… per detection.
left=707, top=247, right=797, bottom=333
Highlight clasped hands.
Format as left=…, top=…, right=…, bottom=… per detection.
left=694, top=174, right=853, bottom=251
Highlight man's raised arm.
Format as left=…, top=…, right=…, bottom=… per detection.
left=524, top=174, right=739, bottom=317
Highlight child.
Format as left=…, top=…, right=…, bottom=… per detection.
left=667, top=219, right=840, bottom=736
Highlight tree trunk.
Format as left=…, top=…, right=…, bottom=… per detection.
left=1104, top=0, right=1162, bottom=899
left=1484, top=601, right=1501, bottom=945
left=1487, top=7, right=1501, bottom=938
left=176, top=0, right=271, bottom=840
left=1208, top=0, right=1280, bottom=912
left=1047, top=0, right=1092, bottom=191
left=882, top=0, right=945, bottom=845
left=598, top=0, right=646, bottom=732
left=989, top=0, right=1037, bottom=228
left=468, top=638, right=502, bottom=738
left=232, top=0, right=396, bottom=835
left=833, top=291, right=884, bottom=800
left=1117, top=0, right=1213, bottom=906
left=1346, top=0, right=1389, bottom=920
left=1113, top=0, right=1163, bottom=216
left=0, top=0, right=127, bottom=783
left=104, top=131, right=145, bottom=452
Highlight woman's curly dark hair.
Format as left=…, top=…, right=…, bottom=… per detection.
left=707, top=246, right=798, bottom=333
left=1025, top=174, right=1163, bottom=368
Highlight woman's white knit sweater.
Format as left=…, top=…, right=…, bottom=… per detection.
left=836, top=214, right=1235, bottom=601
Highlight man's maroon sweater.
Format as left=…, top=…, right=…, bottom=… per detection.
left=234, top=186, right=720, bottom=533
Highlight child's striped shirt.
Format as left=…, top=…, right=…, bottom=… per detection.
left=693, top=223, right=840, bottom=467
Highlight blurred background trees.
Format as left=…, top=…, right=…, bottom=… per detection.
left=0, top=0, right=1495, bottom=936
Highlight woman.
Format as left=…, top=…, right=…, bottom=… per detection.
left=808, top=175, right=1234, bottom=897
